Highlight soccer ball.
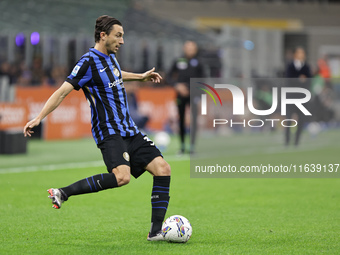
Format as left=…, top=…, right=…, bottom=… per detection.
left=307, top=122, right=322, bottom=137
left=162, top=215, right=192, bottom=243
left=154, top=131, right=171, bottom=151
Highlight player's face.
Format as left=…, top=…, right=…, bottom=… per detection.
left=105, top=24, right=124, bottom=54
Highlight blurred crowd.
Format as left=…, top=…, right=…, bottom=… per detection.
left=0, top=44, right=337, bottom=127
left=0, top=48, right=335, bottom=88
left=0, top=58, right=67, bottom=88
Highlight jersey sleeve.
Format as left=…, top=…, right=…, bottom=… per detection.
left=66, top=57, right=91, bottom=90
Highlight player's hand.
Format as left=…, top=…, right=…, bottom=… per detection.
left=175, top=83, right=189, bottom=97
left=141, top=67, right=163, bottom=83
left=23, top=118, right=41, bottom=137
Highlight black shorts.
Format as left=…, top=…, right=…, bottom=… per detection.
left=97, top=132, right=162, bottom=179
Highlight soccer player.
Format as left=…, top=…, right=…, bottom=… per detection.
left=285, top=47, right=312, bottom=146
left=23, top=15, right=170, bottom=241
left=168, top=40, right=204, bottom=154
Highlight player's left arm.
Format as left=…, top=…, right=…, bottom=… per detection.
left=121, top=67, right=162, bottom=83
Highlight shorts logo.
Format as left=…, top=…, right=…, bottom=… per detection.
left=113, top=67, right=120, bottom=77
left=71, top=65, right=80, bottom=76
left=123, top=152, right=130, bottom=162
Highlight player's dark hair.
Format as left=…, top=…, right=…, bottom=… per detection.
left=94, top=15, right=122, bottom=42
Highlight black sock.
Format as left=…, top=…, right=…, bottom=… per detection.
left=150, top=176, right=170, bottom=235
left=180, top=143, right=185, bottom=153
left=60, top=173, right=118, bottom=200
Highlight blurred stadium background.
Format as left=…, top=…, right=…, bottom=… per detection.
left=0, top=1, right=339, bottom=254
left=1, top=0, right=340, bottom=151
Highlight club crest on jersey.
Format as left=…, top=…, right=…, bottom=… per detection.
left=113, top=67, right=120, bottom=77
left=71, top=65, right=80, bottom=76
left=123, top=152, right=130, bottom=162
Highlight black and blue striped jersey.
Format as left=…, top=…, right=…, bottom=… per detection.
left=66, top=48, right=139, bottom=144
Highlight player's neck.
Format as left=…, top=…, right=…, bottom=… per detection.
left=94, top=43, right=109, bottom=56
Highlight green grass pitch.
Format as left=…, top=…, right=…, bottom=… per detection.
left=0, top=131, right=339, bottom=254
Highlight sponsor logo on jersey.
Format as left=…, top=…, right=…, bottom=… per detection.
left=176, top=60, right=188, bottom=70
left=108, top=78, right=123, bottom=88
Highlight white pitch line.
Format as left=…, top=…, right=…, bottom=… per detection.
left=0, top=155, right=190, bottom=174
left=0, top=160, right=105, bottom=174
left=0, top=139, right=336, bottom=174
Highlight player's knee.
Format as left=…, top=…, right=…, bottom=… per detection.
left=115, top=172, right=130, bottom=186
left=156, top=160, right=171, bottom=176
left=112, top=165, right=131, bottom=186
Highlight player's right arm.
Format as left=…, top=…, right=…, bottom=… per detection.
left=23, top=81, right=74, bottom=137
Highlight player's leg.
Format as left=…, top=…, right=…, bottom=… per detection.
left=295, top=112, right=305, bottom=146
left=285, top=121, right=291, bottom=146
left=285, top=106, right=293, bottom=146
left=127, top=133, right=171, bottom=240
left=48, top=165, right=130, bottom=209
left=177, top=96, right=186, bottom=153
left=60, top=165, right=130, bottom=198
left=190, top=97, right=197, bottom=154
left=145, top=156, right=171, bottom=239
left=48, top=135, right=130, bottom=209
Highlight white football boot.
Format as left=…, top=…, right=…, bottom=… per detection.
left=147, top=231, right=165, bottom=241
left=47, top=188, right=64, bottom=209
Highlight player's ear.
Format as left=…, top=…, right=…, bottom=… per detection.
left=100, top=31, right=106, bottom=41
